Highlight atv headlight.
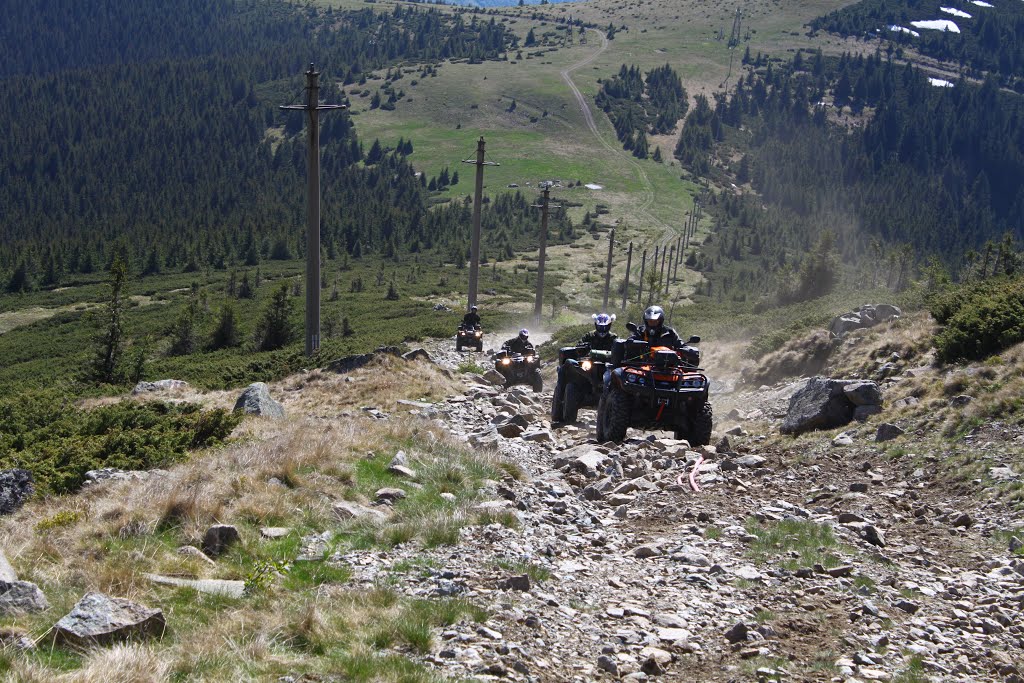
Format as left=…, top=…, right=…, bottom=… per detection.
left=475, top=332, right=481, bottom=337
left=525, top=356, right=534, bottom=362
left=501, top=358, right=511, bottom=365
left=581, top=360, right=592, bottom=371
left=680, top=377, right=706, bottom=388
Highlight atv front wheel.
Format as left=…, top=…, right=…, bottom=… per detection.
left=595, top=393, right=606, bottom=441
left=689, top=402, right=713, bottom=446
left=456, top=341, right=462, bottom=352
left=551, top=375, right=566, bottom=422
left=476, top=342, right=483, bottom=352
left=532, top=370, right=543, bottom=393
left=563, top=382, right=581, bottom=423
left=602, top=387, right=630, bottom=442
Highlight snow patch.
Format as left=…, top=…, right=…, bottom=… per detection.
left=970, top=0, right=994, bottom=6
left=910, top=19, right=961, bottom=32
left=929, top=77, right=955, bottom=87
left=584, top=183, right=603, bottom=190
left=940, top=6, right=972, bottom=18
left=889, top=25, right=922, bottom=36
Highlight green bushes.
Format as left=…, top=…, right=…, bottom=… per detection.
left=0, top=392, right=241, bottom=494
left=930, top=276, right=1024, bottom=362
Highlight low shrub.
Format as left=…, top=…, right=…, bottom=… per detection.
left=930, top=276, right=1024, bottom=362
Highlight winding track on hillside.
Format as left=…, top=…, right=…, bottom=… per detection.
left=560, top=30, right=677, bottom=247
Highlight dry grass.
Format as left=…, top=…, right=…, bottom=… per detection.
left=0, top=356, right=503, bottom=681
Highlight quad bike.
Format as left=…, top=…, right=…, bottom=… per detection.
left=596, top=328, right=712, bottom=445
left=493, top=348, right=543, bottom=392
left=456, top=324, right=484, bottom=352
left=551, top=344, right=613, bottom=423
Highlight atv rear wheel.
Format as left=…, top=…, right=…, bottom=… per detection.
left=532, top=370, right=543, bottom=393
left=476, top=342, right=483, bottom=352
left=456, top=341, right=462, bottom=352
left=602, top=387, right=630, bottom=442
left=563, top=382, right=581, bottom=423
left=551, top=375, right=566, bottom=422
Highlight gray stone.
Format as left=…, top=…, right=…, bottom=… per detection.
left=522, top=429, right=554, bottom=443
left=332, top=501, right=386, bottom=522
left=402, top=348, right=431, bottom=362
left=859, top=525, right=886, bottom=547
left=875, top=423, right=905, bottom=442
left=0, top=469, right=33, bottom=515
left=843, top=381, right=882, bottom=407
left=201, top=524, right=241, bottom=557
left=375, top=488, right=407, bottom=503
left=387, top=465, right=417, bottom=479
left=634, top=544, right=662, bottom=559
left=733, top=454, right=766, bottom=468
left=854, top=405, right=883, bottom=421
left=724, top=621, right=749, bottom=643
left=895, top=599, right=920, bottom=614
left=781, top=377, right=864, bottom=435
left=950, top=512, right=972, bottom=528
left=53, top=592, right=164, bottom=646
left=0, top=549, right=16, bottom=582
left=388, top=450, right=409, bottom=468
left=597, top=655, right=619, bottom=675
left=176, top=545, right=216, bottom=566
left=573, top=451, right=610, bottom=476
left=131, top=379, right=189, bottom=395
left=949, top=394, right=974, bottom=407
left=482, top=369, right=507, bottom=386
left=232, top=382, right=284, bottom=418
left=502, top=575, right=531, bottom=591
left=145, top=574, right=245, bottom=599
left=832, top=433, right=854, bottom=447
left=497, top=423, right=525, bottom=438
left=259, top=527, right=291, bottom=540
left=0, top=581, right=49, bottom=615
left=1009, top=536, right=1023, bottom=553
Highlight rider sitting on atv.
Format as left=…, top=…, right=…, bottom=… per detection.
left=579, top=313, right=617, bottom=351
left=462, top=306, right=481, bottom=328
left=629, top=305, right=680, bottom=348
left=502, top=329, right=535, bottom=355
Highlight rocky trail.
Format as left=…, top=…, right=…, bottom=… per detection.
left=338, top=338, right=1024, bottom=682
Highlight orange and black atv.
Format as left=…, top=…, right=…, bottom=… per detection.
left=596, top=329, right=712, bottom=444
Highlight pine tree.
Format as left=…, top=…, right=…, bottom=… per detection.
left=210, top=302, right=240, bottom=350
left=255, top=284, right=294, bottom=351
left=93, top=255, right=128, bottom=383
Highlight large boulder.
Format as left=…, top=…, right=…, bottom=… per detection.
left=0, top=469, right=33, bottom=515
left=232, top=382, right=284, bottom=418
left=52, top=593, right=165, bottom=646
left=829, top=304, right=902, bottom=338
left=781, top=377, right=882, bottom=435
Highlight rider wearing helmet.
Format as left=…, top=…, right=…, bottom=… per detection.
left=462, top=305, right=481, bottom=328
left=631, top=305, right=681, bottom=348
left=580, top=313, right=617, bottom=351
left=502, top=328, right=535, bottom=355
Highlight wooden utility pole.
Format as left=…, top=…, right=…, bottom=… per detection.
left=280, top=64, right=346, bottom=357
left=659, top=246, right=668, bottom=295
left=531, top=184, right=557, bottom=325
left=462, top=137, right=499, bottom=310
left=674, top=235, right=682, bottom=280
left=602, top=228, right=615, bottom=310
left=665, top=245, right=675, bottom=294
left=636, top=249, right=647, bottom=306
left=621, top=241, right=633, bottom=312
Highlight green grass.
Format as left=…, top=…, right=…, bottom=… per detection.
left=744, top=517, right=845, bottom=570
left=892, top=656, right=929, bottom=683
left=495, top=558, right=551, bottom=583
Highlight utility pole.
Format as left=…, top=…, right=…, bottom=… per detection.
left=531, top=183, right=558, bottom=325
left=665, top=245, right=675, bottom=295
left=280, top=63, right=346, bottom=357
left=659, top=246, right=668, bottom=295
left=603, top=228, right=615, bottom=310
left=674, top=235, right=682, bottom=281
left=462, top=137, right=499, bottom=311
left=636, top=249, right=647, bottom=306
left=621, top=241, right=633, bottom=312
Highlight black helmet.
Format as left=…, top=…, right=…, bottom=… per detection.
left=643, top=305, right=665, bottom=331
left=518, top=328, right=529, bottom=341
left=593, top=312, right=615, bottom=338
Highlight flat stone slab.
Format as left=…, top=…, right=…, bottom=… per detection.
left=259, top=527, right=292, bottom=539
left=145, top=574, right=245, bottom=599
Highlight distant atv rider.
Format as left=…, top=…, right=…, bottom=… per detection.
left=462, top=305, right=481, bottom=328
left=580, top=312, right=617, bottom=351
left=502, top=329, right=535, bottom=355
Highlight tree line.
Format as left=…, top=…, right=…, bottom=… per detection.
left=0, top=0, right=541, bottom=290
left=594, top=63, right=688, bottom=159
